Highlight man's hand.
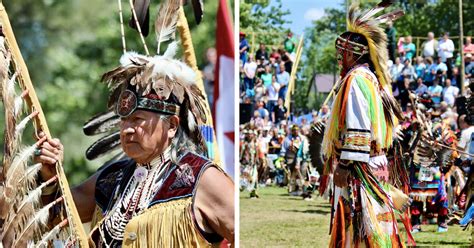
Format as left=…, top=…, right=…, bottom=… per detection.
left=333, top=164, right=351, bottom=188
left=33, top=132, right=64, bottom=181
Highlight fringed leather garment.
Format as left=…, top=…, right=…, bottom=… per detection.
left=90, top=151, right=223, bottom=247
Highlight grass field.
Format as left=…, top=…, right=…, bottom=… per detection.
left=240, top=186, right=472, bottom=248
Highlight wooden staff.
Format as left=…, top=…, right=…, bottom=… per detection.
left=0, top=3, right=89, bottom=246
left=285, top=33, right=304, bottom=113
left=177, top=6, right=221, bottom=165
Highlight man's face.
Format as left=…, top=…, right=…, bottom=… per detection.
left=291, top=129, right=298, bottom=136
left=120, top=110, right=174, bottom=163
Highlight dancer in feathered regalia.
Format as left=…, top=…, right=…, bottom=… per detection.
left=322, top=1, right=412, bottom=247
left=33, top=0, right=235, bottom=247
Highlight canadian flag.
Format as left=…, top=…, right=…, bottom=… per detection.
left=214, top=0, right=234, bottom=179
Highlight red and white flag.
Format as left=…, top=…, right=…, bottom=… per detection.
left=214, top=0, right=234, bottom=178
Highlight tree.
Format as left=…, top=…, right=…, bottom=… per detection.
left=295, top=0, right=473, bottom=111
left=240, top=0, right=291, bottom=49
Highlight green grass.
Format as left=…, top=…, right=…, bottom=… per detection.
left=240, top=186, right=472, bottom=248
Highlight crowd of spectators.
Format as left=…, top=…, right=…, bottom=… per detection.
left=389, top=31, right=474, bottom=112
left=239, top=28, right=474, bottom=194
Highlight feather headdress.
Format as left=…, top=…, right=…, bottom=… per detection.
left=323, top=1, right=405, bottom=168
left=344, top=1, right=404, bottom=127
left=84, top=0, right=209, bottom=159
left=84, top=42, right=208, bottom=159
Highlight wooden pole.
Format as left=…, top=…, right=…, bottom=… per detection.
left=285, top=33, right=304, bottom=114
left=0, top=3, right=89, bottom=246
left=459, top=0, right=465, bottom=95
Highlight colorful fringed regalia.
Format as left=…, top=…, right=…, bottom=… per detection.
left=84, top=0, right=230, bottom=245
left=409, top=119, right=461, bottom=232
left=321, top=1, right=414, bottom=247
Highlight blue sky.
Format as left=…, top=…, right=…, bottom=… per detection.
left=270, top=0, right=345, bottom=35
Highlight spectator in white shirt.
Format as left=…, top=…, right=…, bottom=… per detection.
left=422, top=32, right=438, bottom=58
left=458, top=114, right=474, bottom=155
left=438, top=32, right=455, bottom=78
left=266, top=76, right=280, bottom=122
left=442, top=78, right=459, bottom=107
left=243, top=54, right=258, bottom=91
left=390, top=57, right=404, bottom=83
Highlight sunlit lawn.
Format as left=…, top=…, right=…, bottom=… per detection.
left=240, top=186, right=472, bottom=248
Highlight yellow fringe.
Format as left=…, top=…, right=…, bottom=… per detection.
left=121, top=197, right=219, bottom=248
left=323, top=74, right=354, bottom=159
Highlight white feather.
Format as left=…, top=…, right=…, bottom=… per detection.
left=6, top=145, right=36, bottom=180
left=163, top=41, right=178, bottom=58
left=19, top=187, right=42, bottom=211
left=150, top=56, right=196, bottom=85
left=35, top=223, right=62, bottom=248
left=13, top=95, right=23, bottom=117
left=35, top=205, right=51, bottom=227
left=187, top=110, right=196, bottom=131
left=7, top=72, right=17, bottom=99
left=15, top=114, right=34, bottom=139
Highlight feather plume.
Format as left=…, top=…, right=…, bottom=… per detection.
left=190, top=0, right=204, bottom=24
left=4, top=145, right=36, bottom=198
left=20, top=163, right=42, bottom=184
left=154, top=0, right=181, bottom=53
left=35, top=219, right=68, bottom=248
left=83, top=111, right=120, bottom=136
left=15, top=111, right=39, bottom=141
left=12, top=198, right=58, bottom=247
left=163, top=41, right=179, bottom=58
left=0, top=36, right=9, bottom=100
left=375, top=9, right=405, bottom=24
left=13, top=95, right=23, bottom=118
left=187, top=110, right=196, bottom=131
left=2, top=72, right=18, bottom=171
left=359, top=0, right=395, bottom=22
left=128, top=0, right=151, bottom=37
left=86, top=131, right=121, bottom=160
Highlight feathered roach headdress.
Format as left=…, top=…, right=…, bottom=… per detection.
left=83, top=0, right=208, bottom=160
left=323, top=1, right=405, bottom=163
left=338, top=1, right=404, bottom=127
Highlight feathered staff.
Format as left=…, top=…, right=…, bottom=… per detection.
left=0, top=3, right=88, bottom=247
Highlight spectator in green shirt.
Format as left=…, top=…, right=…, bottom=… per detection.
left=403, top=35, right=416, bottom=61
left=284, top=32, right=297, bottom=54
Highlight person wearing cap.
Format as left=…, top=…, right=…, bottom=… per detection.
left=35, top=48, right=234, bottom=247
